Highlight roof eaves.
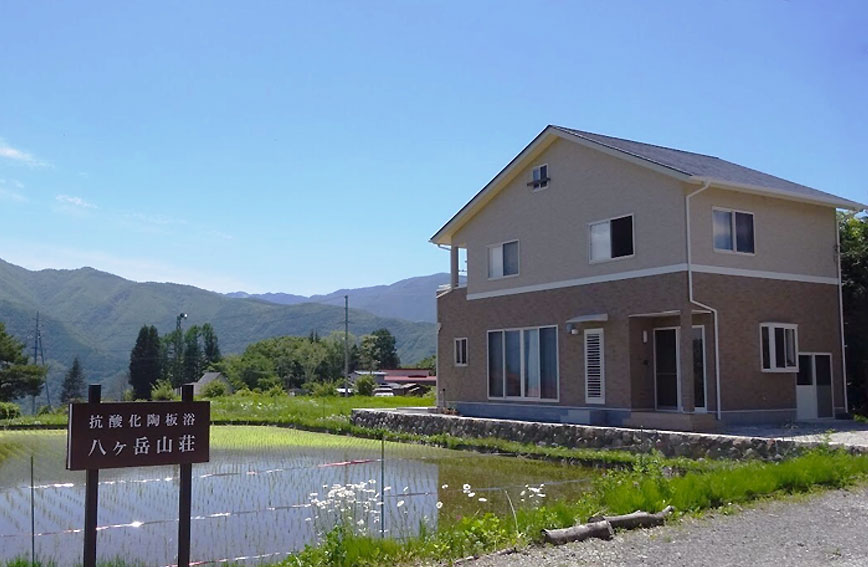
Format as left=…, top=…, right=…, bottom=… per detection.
left=430, top=126, right=557, bottom=245
left=689, top=176, right=868, bottom=211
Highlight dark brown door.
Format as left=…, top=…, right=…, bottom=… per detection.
left=655, top=329, right=678, bottom=409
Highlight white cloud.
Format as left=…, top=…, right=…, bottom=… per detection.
left=56, top=194, right=97, bottom=209
left=0, top=186, right=27, bottom=203
left=0, top=179, right=27, bottom=202
left=126, top=212, right=186, bottom=226
left=0, top=138, right=49, bottom=167
left=0, top=178, right=25, bottom=189
left=204, top=229, right=233, bottom=241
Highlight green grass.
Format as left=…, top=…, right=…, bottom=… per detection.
left=2, top=558, right=146, bottom=567
left=276, top=447, right=868, bottom=567
left=0, top=392, right=432, bottom=429
left=209, top=392, right=432, bottom=427
left=597, top=446, right=868, bottom=515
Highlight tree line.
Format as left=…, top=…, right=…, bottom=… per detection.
left=217, top=328, right=401, bottom=392
left=128, top=323, right=222, bottom=399
left=126, top=322, right=404, bottom=398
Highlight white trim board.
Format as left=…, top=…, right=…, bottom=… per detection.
left=691, top=265, right=838, bottom=286
left=467, top=264, right=688, bottom=300
left=466, top=264, right=838, bottom=300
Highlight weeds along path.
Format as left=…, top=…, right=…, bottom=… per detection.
left=468, top=484, right=868, bottom=567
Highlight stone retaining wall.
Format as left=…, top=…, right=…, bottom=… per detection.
left=351, top=409, right=865, bottom=461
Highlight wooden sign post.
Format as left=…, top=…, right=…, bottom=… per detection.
left=66, top=384, right=209, bottom=567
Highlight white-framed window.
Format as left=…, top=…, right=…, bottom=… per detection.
left=488, top=240, right=519, bottom=279
left=589, top=214, right=634, bottom=262
left=454, top=337, right=468, bottom=366
left=584, top=328, right=605, bottom=404
left=760, top=323, right=798, bottom=372
left=713, top=208, right=755, bottom=254
left=487, top=326, right=558, bottom=400
left=530, top=164, right=549, bottom=191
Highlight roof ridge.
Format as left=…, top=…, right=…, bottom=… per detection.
left=551, top=125, right=721, bottom=160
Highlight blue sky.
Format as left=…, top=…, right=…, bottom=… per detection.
left=1, top=1, right=866, bottom=295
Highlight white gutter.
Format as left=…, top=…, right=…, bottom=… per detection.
left=836, top=221, right=849, bottom=413
left=685, top=181, right=722, bottom=421
left=689, top=176, right=867, bottom=212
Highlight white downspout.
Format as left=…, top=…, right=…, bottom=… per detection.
left=685, top=180, right=722, bottom=421
left=836, top=221, right=848, bottom=414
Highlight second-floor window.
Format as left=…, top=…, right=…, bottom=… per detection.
left=530, top=164, right=549, bottom=190
left=590, top=214, right=634, bottom=262
left=488, top=240, right=519, bottom=279
left=713, top=208, right=755, bottom=254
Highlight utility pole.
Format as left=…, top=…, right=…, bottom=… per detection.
left=175, top=313, right=187, bottom=386
left=33, top=312, right=40, bottom=364
left=32, top=312, right=49, bottom=411
left=344, top=295, right=349, bottom=397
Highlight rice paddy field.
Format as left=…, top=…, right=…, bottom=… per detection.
left=0, top=426, right=598, bottom=566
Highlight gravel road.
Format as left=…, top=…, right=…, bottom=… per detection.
left=461, top=486, right=868, bottom=567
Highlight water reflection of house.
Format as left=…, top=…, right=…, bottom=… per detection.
left=351, top=368, right=436, bottom=396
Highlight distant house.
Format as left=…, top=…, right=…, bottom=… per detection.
left=352, top=368, right=436, bottom=396
left=352, top=368, right=436, bottom=387
left=187, top=372, right=233, bottom=396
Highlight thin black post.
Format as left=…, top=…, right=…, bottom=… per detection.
left=343, top=295, right=349, bottom=396
left=30, top=454, right=35, bottom=566
left=380, top=433, right=385, bottom=538
left=83, top=384, right=100, bottom=567
left=177, top=384, right=194, bottom=567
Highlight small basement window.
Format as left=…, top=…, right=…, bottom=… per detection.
left=590, top=214, right=634, bottom=262
left=529, top=164, right=549, bottom=190
left=760, top=323, right=798, bottom=372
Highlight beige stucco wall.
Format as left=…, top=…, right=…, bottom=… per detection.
left=688, top=187, right=838, bottom=278
left=452, top=138, right=688, bottom=296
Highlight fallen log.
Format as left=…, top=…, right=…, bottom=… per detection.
left=541, top=520, right=614, bottom=545
left=589, top=505, right=674, bottom=530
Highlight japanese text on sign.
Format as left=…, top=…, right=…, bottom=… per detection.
left=67, top=401, right=209, bottom=470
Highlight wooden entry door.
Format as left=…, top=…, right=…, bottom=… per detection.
left=654, top=328, right=679, bottom=409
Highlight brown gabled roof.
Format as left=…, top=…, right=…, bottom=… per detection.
left=431, top=125, right=865, bottom=245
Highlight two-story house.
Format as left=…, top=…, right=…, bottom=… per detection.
left=432, top=125, right=866, bottom=431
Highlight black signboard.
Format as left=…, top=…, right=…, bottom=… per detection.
left=66, top=400, right=210, bottom=470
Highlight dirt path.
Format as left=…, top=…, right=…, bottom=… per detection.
left=464, top=486, right=868, bottom=567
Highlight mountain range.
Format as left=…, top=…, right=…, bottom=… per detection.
left=226, top=273, right=462, bottom=323
left=0, top=259, right=441, bottom=400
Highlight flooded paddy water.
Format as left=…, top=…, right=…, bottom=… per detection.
left=0, top=426, right=598, bottom=566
